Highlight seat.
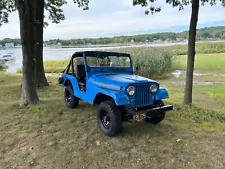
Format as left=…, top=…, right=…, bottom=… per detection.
left=76, top=65, right=86, bottom=90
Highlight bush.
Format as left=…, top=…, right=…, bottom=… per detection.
left=0, top=64, right=7, bottom=72
left=104, top=47, right=173, bottom=78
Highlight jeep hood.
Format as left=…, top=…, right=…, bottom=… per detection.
left=90, top=74, right=157, bottom=91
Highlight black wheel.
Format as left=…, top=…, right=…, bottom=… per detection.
left=97, top=101, right=122, bottom=137
left=145, top=100, right=166, bottom=124
left=64, top=85, right=79, bottom=108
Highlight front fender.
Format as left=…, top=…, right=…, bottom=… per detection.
left=155, top=87, right=169, bottom=100
left=113, top=92, right=130, bottom=106
left=93, top=89, right=130, bottom=106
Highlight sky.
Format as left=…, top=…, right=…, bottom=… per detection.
left=0, top=0, right=225, bottom=40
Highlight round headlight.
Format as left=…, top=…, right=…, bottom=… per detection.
left=127, top=86, right=135, bottom=96
left=150, top=84, right=157, bottom=93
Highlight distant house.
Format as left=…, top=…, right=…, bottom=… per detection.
left=0, top=44, right=2, bottom=48
left=57, top=42, right=62, bottom=47
left=15, top=44, right=22, bottom=48
left=176, top=38, right=184, bottom=42
left=43, top=42, right=48, bottom=47
left=164, top=38, right=171, bottom=43
left=130, top=39, right=134, bottom=43
left=4, top=43, right=14, bottom=48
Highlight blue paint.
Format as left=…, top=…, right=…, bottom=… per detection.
left=155, top=88, right=169, bottom=100
left=60, top=51, right=170, bottom=108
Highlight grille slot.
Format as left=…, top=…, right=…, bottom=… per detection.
left=134, top=83, right=151, bottom=107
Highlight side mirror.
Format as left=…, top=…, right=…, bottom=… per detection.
left=58, top=77, right=63, bottom=84
left=135, top=65, right=140, bottom=74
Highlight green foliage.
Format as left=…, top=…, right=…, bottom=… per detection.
left=44, top=0, right=67, bottom=23
left=1, top=26, right=225, bottom=46
left=0, top=64, right=7, bottom=71
left=0, top=0, right=16, bottom=26
left=133, top=0, right=225, bottom=15
left=105, top=47, right=173, bottom=78
left=45, top=26, right=225, bottom=46
left=0, top=38, right=21, bottom=46
left=0, top=0, right=90, bottom=26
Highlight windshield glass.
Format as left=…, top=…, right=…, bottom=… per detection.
left=85, top=54, right=131, bottom=68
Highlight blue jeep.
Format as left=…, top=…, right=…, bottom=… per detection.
left=58, top=51, right=173, bottom=137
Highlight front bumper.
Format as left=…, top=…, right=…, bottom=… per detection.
left=144, top=105, right=173, bottom=118
left=124, top=105, right=173, bottom=120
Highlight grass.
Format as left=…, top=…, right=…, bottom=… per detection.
left=43, top=60, right=69, bottom=73
left=17, top=60, right=69, bottom=73
left=1, top=73, right=225, bottom=168
left=172, top=53, right=225, bottom=73
left=168, top=42, right=225, bottom=55
left=159, top=74, right=225, bottom=113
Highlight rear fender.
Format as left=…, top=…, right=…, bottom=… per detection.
left=62, top=74, right=79, bottom=93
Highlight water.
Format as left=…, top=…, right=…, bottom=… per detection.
left=3, top=47, right=118, bottom=73
left=172, top=70, right=225, bottom=78
left=2, top=42, right=186, bottom=73
left=3, top=40, right=224, bottom=73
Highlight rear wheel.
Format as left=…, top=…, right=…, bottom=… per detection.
left=64, top=85, right=79, bottom=108
left=97, top=101, right=122, bottom=137
left=145, top=100, right=166, bottom=124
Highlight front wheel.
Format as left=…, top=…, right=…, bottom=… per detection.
left=97, top=101, right=122, bottom=137
left=145, top=100, right=166, bottom=124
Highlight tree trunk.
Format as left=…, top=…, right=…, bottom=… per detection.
left=18, top=0, right=39, bottom=106
left=183, top=0, right=200, bottom=104
left=35, top=0, right=49, bottom=87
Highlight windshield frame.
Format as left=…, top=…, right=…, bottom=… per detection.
left=84, top=51, right=132, bottom=70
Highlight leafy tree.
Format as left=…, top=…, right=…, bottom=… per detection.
left=221, top=32, right=225, bottom=39
left=35, top=0, right=49, bottom=87
left=133, top=0, right=225, bottom=104
left=35, top=0, right=89, bottom=87
left=0, top=0, right=89, bottom=105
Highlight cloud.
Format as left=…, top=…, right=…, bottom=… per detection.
left=0, top=0, right=225, bottom=40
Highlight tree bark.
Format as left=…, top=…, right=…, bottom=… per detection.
left=18, top=0, right=39, bottom=106
left=35, top=0, right=49, bottom=87
left=183, top=0, right=200, bottom=104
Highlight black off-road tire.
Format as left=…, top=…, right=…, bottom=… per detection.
left=64, top=85, right=79, bottom=108
left=97, top=101, right=122, bottom=137
left=145, top=100, right=166, bottom=124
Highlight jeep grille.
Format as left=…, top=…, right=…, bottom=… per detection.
left=134, top=83, right=152, bottom=107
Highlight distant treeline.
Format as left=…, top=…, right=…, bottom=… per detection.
left=1, top=26, right=225, bottom=47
